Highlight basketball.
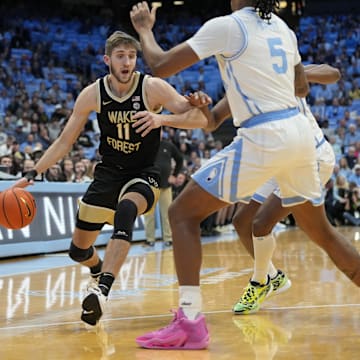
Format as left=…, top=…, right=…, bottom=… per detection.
left=0, top=188, right=37, bottom=229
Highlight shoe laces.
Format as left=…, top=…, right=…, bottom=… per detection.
left=271, top=271, right=284, bottom=290
left=240, top=283, right=258, bottom=303
left=88, top=284, right=102, bottom=296
left=87, top=277, right=99, bottom=290
left=156, top=309, right=184, bottom=333
left=240, top=278, right=269, bottom=303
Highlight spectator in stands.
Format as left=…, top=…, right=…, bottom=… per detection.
left=324, top=177, right=335, bottom=222
left=343, top=184, right=360, bottom=226
left=45, top=164, right=65, bottom=182
left=21, top=158, right=35, bottom=176
left=12, top=121, right=27, bottom=145
left=344, top=123, right=360, bottom=152
left=0, top=134, right=14, bottom=157
left=61, top=157, right=75, bottom=182
left=347, top=163, right=360, bottom=187
left=345, top=145, right=358, bottom=169
left=38, top=81, right=48, bottom=101
left=172, top=171, right=189, bottom=200
left=349, top=81, right=360, bottom=101
left=30, top=58, right=44, bottom=78
left=36, top=125, right=51, bottom=150
left=324, top=97, right=344, bottom=125
left=327, top=174, right=349, bottom=225
left=333, top=126, right=346, bottom=153
left=0, top=155, right=13, bottom=174
left=209, top=139, right=223, bottom=157
left=201, top=148, right=211, bottom=166
left=314, top=84, right=333, bottom=105
left=72, top=160, right=92, bottom=183
left=48, top=82, right=65, bottom=103
left=312, top=97, right=327, bottom=121
left=19, top=133, right=37, bottom=153
left=328, top=135, right=342, bottom=161
left=338, top=156, right=352, bottom=180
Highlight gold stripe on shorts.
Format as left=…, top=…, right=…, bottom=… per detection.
left=78, top=199, right=115, bottom=225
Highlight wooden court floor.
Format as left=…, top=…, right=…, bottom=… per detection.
left=0, top=226, right=359, bottom=360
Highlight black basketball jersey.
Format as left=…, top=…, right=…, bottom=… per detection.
left=96, top=72, right=162, bottom=170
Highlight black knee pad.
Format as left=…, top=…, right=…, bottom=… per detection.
left=69, top=241, right=94, bottom=262
left=112, top=199, right=138, bottom=242
left=125, top=182, right=155, bottom=213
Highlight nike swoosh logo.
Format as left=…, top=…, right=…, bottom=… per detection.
left=82, top=310, right=94, bottom=315
left=180, top=302, right=192, bottom=306
left=20, top=197, right=31, bottom=217
left=102, top=100, right=112, bottom=106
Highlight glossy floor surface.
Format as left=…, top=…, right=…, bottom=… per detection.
left=0, top=226, right=359, bottom=359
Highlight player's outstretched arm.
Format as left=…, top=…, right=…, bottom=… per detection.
left=294, top=62, right=310, bottom=97
left=130, top=1, right=199, bottom=77
left=304, top=64, right=341, bottom=84
left=12, top=84, right=97, bottom=188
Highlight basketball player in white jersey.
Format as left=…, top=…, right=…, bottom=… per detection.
left=131, top=1, right=360, bottom=349
left=231, top=64, right=342, bottom=314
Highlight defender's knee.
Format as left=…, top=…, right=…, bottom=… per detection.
left=252, top=216, right=274, bottom=237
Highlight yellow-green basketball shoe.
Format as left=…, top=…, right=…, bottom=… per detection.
left=233, top=276, right=273, bottom=315
left=269, top=270, right=291, bottom=296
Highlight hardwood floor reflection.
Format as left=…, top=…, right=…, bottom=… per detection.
left=0, top=226, right=359, bottom=359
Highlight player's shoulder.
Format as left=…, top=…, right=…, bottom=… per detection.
left=203, top=13, right=236, bottom=29
left=270, top=12, right=293, bottom=31
left=74, top=81, right=99, bottom=110
left=144, top=74, right=169, bottom=90
left=81, top=80, right=98, bottom=94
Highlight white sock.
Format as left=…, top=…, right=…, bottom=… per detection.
left=179, top=285, right=202, bottom=320
left=268, top=261, right=278, bottom=279
left=252, top=233, right=276, bottom=284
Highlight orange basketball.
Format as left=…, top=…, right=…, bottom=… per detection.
left=0, top=188, right=37, bottom=229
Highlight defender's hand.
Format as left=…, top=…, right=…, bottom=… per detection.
left=185, top=91, right=212, bottom=107
left=130, top=1, right=157, bottom=33
left=133, top=111, right=162, bottom=137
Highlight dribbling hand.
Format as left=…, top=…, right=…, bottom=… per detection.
left=12, top=170, right=38, bottom=189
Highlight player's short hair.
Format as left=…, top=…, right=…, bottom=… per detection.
left=105, top=31, right=141, bottom=56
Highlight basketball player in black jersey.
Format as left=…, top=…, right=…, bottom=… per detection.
left=12, top=31, right=212, bottom=326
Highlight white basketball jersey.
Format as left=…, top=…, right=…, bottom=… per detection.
left=187, top=7, right=301, bottom=126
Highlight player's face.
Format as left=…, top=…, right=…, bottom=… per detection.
left=107, top=45, right=137, bottom=84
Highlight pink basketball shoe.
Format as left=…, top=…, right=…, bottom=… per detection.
left=136, top=308, right=210, bottom=349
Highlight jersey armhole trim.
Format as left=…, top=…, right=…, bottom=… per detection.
left=95, top=78, right=101, bottom=113
left=142, top=75, right=163, bottom=114
left=220, top=14, right=248, bottom=62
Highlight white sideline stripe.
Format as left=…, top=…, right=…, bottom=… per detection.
left=0, top=303, right=359, bottom=331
